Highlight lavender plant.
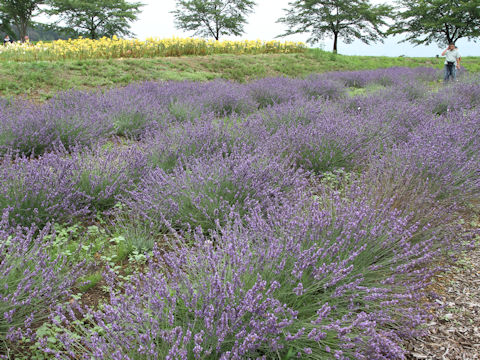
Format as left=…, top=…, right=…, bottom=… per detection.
left=145, top=119, right=255, bottom=173
left=0, top=66, right=476, bottom=360
left=119, top=149, right=305, bottom=239
left=429, top=81, right=480, bottom=115
left=391, top=113, right=480, bottom=203
left=41, top=182, right=442, bottom=359
left=0, top=151, right=89, bottom=227
left=0, top=91, right=113, bottom=156
left=0, top=213, right=86, bottom=352
left=247, top=77, right=303, bottom=108
left=301, top=75, right=346, bottom=100
left=73, top=145, right=148, bottom=212
left=0, top=145, right=147, bottom=228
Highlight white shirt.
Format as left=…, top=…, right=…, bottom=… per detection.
left=444, top=49, right=460, bottom=64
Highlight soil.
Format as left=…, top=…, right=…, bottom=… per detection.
left=406, top=215, right=480, bottom=360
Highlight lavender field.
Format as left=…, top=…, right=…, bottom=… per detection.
left=1, top=67, right=479, bottom=359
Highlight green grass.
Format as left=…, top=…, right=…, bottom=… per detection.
left=1, top=48, right=479, bottom=101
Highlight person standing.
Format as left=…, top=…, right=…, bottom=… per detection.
left=441, top=43, right=461, bottom=82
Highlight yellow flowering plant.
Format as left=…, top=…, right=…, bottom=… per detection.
left=0, top=36, right=306, bottom=62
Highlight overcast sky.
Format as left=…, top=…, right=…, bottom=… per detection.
left=131, top=0, right=478, bottom=57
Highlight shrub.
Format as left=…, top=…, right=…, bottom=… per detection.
left=0, top=91, right=113, bottom=156
left=73, top=145, right=148, bottom=212
left=0, top=152, right=88, bottom=227
left=43, top=183, right=442, bottom=359
left=250, top=99, right=322, bottom=135
left=302, top=75, right=346, bottom=100
left=112, top=111, right=153, bottom=139
left=119, top=150, right=305, bottom=236
left=168, top=100, right=205, bottom=123
left=0, top=146, right=147, bottom=228
left=146, top=119, right=253, bottom=172
left=0, top=216, right=85, bottom=351
left=197, top=81, right=257, bottom=116
left=248, top=77, right=302, bottom=108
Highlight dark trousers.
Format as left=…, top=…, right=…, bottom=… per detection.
left=444, top=64, right=456, bottom=82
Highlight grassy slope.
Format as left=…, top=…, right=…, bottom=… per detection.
left=1, top=49, right=479, bottom=101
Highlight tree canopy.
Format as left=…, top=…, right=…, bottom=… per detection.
left=277, top=0, right=393, bottom=52
left=46, top=0, right=143, bottom=39
left=0, top=0, right=44, bottom=40
left=389, top=0, right=480, bottom=46
left=172, top=0, right=256, bottom=40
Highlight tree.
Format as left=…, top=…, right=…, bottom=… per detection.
left=389, top=0, right=480, bottom=46
left=172, top=0, right=256, bottom=41
left=46, top=0, right=143, bottom=39
left=277, top=0, right=393, bottom=53
left=0, top=0, right=44, bottom=40
left=0, top=12, right=15, bottom=38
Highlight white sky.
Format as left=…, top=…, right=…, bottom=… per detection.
left=42, top=0, right=479, bottom=57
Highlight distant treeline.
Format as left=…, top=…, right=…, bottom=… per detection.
left=3, top=23, right=74, bottom=41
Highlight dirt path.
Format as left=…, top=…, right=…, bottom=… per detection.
left=406, top=219, right=480, bottom=360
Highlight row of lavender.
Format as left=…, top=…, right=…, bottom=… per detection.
left=0, top=67, right=444, bottom=156
left=1, top=68, right=480, bottom=359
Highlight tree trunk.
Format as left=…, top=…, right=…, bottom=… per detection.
left=14, top=19, right=28, bottom=41
left=19, top=22, right=28, bottom=41
left=333, top=32, right=338, bottom=53
left=445, top=24, right=453, bottom=44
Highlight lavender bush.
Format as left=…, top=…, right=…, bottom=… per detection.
left=0, top=66, right=477, bottom=359
left=0, top=91, right=113, bottom=156
left=119, top=149, right=305, bottom=239
left=0, top=66, right=441, bottom=157
left=0, top=145, right=147, bottom=227
left=384, top=113, right=480, bottom=204
left=429, top=80, right=480, bottom=115
left=144, top=119, right=254, bottom=173
left=0, top=151, right=89, bottom=227
left=42, top=182, right=441, bottom=359
left=0, top=213, right=86, bottom=351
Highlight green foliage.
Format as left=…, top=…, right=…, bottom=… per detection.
left=319, top=168, right=353, bottom=192
left=347, top=82, right=386, bottom=96
left=113, top=111, right=150, bottom=139
left=168, top=101, right=202, bottom=123
left=149, top=151, right=180, bottom=173
left=432, top=101, right=449, bottom=116
left=78, top=272, right=102, bottom=292
left=24, top=22, right=76, bottom=41
left=47, top=223, right=98, bottom=261
left=0, top=0, right=43, bottom=40
left=390, top=0, right=480, bottom=46
left=114, top=216, right=158, bottom=251
left=295, top=141, right=350, bottom=174
left=0, top=53, right=478, bottom=101
left=172, top=0, right=256, bottom=40
left=277, top=0, right=393, bottom=52
left=174, top=176, right=253, bottom=232
left=0, top=10, right=15, bottom=39
left=45, top=0, right=143, bottom=39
